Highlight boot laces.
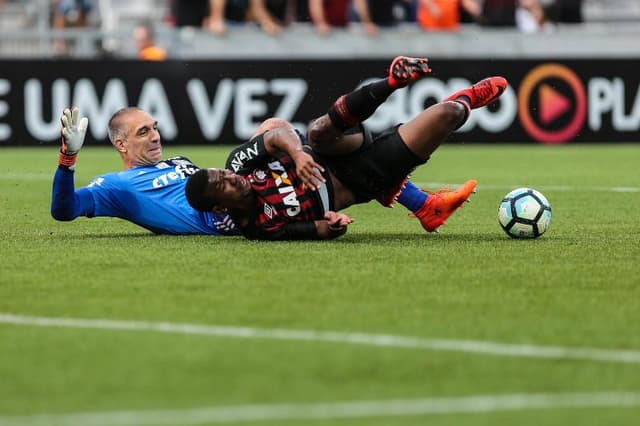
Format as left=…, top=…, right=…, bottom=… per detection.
left=421, top=185, right=455, bottom=196
left=472, top=80, right=495, bottom=100
left=408, top=186, right=454, bottom=218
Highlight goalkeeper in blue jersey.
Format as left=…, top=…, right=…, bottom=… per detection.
left=50, top=107, right=237, bottom=235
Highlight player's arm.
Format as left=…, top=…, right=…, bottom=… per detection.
left=226, top=127, right=325, bottom=190
left=316, top=211, right=353, bottom=239
left=225, top=118, right=299, bottom=171
left=51, top=168, right=95, bottom=221
left=281, top=211, right=353, bottom=240
left=51, top=107, right=95, bottom=221
left=262, top=127, right=326, bottom=191
left=313, top=220, right=348, bottom=239
left=225, top=134, right=270, bottom=172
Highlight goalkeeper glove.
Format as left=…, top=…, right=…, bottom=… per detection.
left=59, top=107, right=88, bottom=170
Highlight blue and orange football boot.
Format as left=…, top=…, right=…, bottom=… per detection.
left=412, top=179, right=478, bottom=233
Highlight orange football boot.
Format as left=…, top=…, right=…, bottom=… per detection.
left=412, top=179, right=478, bottom=232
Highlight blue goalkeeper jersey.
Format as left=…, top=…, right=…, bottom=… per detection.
left=51, top=156, right=235, bottom=235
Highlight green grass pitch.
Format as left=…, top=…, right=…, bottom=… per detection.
left=0, top=144, right=639, bottom=425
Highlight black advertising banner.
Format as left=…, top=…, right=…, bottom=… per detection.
left=0, top=59, right=638, bottom=146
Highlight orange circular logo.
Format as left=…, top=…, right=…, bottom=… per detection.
left=518, top=63, right=586, bottom=144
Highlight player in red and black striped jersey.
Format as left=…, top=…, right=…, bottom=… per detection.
left=186, top=56, right=507, bottom=240
left=223, top=131, right=336, bottom=240
left=186, top=123, right=350, bottom=240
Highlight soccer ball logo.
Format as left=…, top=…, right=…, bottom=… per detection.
left=498, top=188, right=552, bottom=239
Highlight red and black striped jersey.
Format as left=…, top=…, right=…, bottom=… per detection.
left=225, top=135, right=327, bottom=240
left=243, top=152, right=324, bottom=239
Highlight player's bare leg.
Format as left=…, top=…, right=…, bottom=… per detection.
left=399, top=76, right=507, bottom=161
left=397, top=76, right=507, bottom=232
left=309, top=56, right=431, bottom=155
left=307, top=115, right=364, bottom=155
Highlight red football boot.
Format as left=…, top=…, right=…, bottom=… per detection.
left=445, top=77, right=507, bottom=109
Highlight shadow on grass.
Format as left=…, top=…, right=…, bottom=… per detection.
left=52, top=232, right=158, bottom=240
left=50, top=231, right=560, bottom=245
left=47, top=231, right=254, bottom=244
left=340, top=232, right=514, bottom=244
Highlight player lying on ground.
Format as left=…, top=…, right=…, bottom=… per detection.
left=50, top=105, right=435, bottom=237
left=48, top=70, right=457, bottom=237
left=50, top=107, right=238, bottom=235
left=185, top=56, right=508, bottom=240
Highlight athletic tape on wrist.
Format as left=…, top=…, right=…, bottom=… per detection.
left=58, top=151, right=77, bottom=167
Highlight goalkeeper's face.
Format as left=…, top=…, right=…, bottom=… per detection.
left=121, top=110, right=163, bottom=166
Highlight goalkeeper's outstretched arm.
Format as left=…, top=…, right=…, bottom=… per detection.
left=50, top=166, right=95, bottom=221
left=51, top=107, right=95, bottom=221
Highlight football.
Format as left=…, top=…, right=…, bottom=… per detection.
left=498, top=188, right=552, bottom=239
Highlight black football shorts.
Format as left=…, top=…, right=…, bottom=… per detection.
left=318, top=125, right=428, bottom=204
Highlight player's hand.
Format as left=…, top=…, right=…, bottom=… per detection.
left=292, top=150, right=326, bottom=191
left=60, top=107, right=88, bottom=155
left=324, top=211, right=353, bottom=231
left=58, top=107, right=88, bottom=169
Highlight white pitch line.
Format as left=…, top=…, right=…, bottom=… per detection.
left=1, top=314, right=640, bottom=364
left=413, top=182, right=640, bottom=193
left=0, top=392, right=639, bottom=426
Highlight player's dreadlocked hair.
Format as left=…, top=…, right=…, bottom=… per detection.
left=185, top=169, right=218, bottom=212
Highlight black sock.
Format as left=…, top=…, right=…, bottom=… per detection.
left=328, top=79, right=395, bottom=130
left=449, top=95, right=471, bottom=130
left=455, top=95, right=471, bottom=108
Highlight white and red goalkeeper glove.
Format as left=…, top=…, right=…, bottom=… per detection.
left=59, top=107, right=88, bottom=170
